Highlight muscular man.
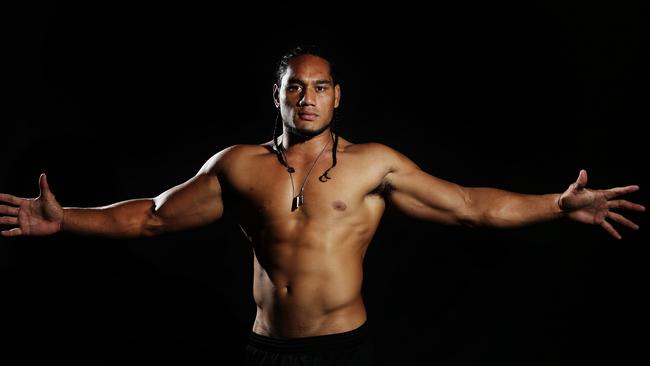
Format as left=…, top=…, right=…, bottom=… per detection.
left=0, top=46, right=644, bottom=366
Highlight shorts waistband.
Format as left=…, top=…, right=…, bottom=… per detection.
left=247, top=321, right=370, bottom=353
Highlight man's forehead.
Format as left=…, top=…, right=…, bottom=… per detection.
left=284, top=55, right=333, bottom=82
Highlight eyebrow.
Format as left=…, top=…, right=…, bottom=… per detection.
left=287, top=78, right=333, bottom=86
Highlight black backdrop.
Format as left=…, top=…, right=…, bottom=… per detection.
left=2, top=1, right=647, bottom=365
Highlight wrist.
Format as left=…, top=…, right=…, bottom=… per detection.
left=59, top=207, right=68, bottom=232
left=555, top=194, right=565, bottom=215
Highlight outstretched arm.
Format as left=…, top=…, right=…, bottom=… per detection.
left=380, top=145, right=644, bottom=239
left=0, top=147, right=233, bottom=238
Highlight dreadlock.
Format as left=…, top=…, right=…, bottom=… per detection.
left=272, top=45, right=340, bottom=181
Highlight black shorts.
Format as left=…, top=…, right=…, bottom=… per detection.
left=243, top=321, right=376, bottom=366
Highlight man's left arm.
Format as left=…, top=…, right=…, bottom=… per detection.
left=380, top=145, right=644, bottom=239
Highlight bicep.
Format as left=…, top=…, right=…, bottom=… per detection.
left=147, top=152, right=228, bottom=235
left=383, top=149, right=472, bottom=225
left=151, top=173, right=223, bottom=232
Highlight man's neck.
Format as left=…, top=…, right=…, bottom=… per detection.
left=280, top=128, right=333, bottom=156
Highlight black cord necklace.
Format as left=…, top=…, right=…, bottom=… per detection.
left=274, top=131, right=336, bottom=211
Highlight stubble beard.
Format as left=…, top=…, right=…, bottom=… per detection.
left=284, top=120, right=331, bottom=139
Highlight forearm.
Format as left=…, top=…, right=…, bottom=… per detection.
left=61, top=199, right=158, bottom=238
left=466, top=188, right=564, bottom=228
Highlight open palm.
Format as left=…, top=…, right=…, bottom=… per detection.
left=558, top=170, right=644, bottom=239
left=0, top=174, right=63, bottom=236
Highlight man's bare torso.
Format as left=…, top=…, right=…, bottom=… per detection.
left=215, top=136, right=390, bottom=338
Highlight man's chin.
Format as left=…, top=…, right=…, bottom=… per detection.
left=287, top=123, right=331, bottom=138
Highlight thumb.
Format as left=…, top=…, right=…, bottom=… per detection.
left=39, top=173, right=50, bottom=196
left=575, top=169, right=588, bottom=189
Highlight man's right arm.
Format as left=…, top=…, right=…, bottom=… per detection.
left=62, top=172, right=223, bottom=238
left=1, top=147, right=234, bottom=238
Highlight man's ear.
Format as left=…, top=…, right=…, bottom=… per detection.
left=273, top=84, right=280, bottom=108
left=334, top=84, right=341, bottom=109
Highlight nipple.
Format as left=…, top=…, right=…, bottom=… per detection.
left=332, top=200, right=347, bottom=211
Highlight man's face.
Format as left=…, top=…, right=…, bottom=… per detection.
left=274, top=54, right=340, bottom=137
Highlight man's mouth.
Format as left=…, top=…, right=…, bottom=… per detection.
left=298, top=112, right=318, bottom=121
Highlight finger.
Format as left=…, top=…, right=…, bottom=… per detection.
left=600, top=220, right=622, bottom=240
left=0, top=193, right=23, bottom=206
left=607, top=200, right=646, bottom=212
left=603, top=185, right=640, bottom=199
left=0, top=216, right=18, bottom=225
left=39, top=173, right=49, bottom=196
left=1, top=228, right=23, bottom=237
left=0, top=205, right=19, bottom=216
left=607, top=211, right=639, bottom=230
left=576, top=169, right=588, bottom=189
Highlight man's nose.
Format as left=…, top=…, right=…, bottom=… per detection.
left=298, top=87, right=316, bottom=106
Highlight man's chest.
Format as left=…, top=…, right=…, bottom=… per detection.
left=224, top=153, right=387, bottom=220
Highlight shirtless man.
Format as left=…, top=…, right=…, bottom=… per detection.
left=0, top=46, right=644, bottom=366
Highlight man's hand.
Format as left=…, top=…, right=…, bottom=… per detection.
left=0, top=173, right=63, bottom=237
left=558, top=169, right=645, bottom=239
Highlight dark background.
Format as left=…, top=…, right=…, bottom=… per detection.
left=1, top=1, right=647, bottom=365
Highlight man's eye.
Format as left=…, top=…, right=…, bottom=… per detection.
left=287, top=85, right=301, bottom=92
left=316, top=86, right=327, bottom=92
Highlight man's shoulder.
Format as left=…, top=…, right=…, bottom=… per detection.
left=216, top=143, right=271, bottom=160
left=344, top=141, right=401, bottom=160
left=345, top=142, right=418, bottom=176
left=198, top=144, right=269, bottom=174
left=340, top=142, right=412, bottom=179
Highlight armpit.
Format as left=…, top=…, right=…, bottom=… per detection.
left=370, top=180, right=393, bottom=197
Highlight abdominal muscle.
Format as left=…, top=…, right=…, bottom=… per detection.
left=250, top=227, right=370, bottom=338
